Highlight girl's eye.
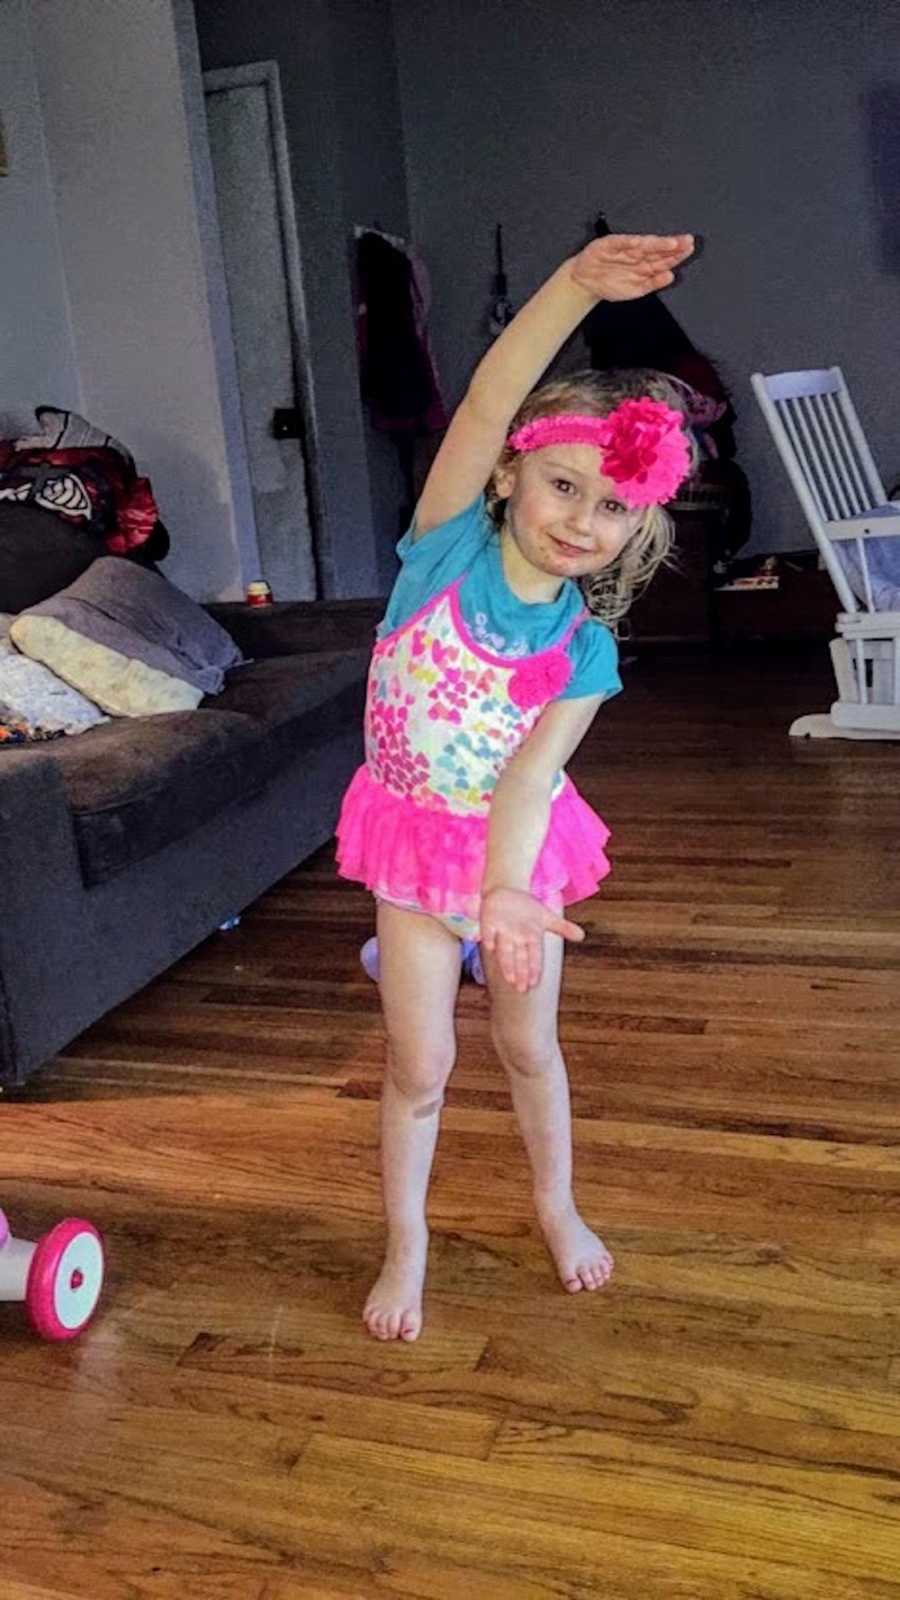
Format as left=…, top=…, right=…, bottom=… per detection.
left=552, top=478, right=576, bottom=495
left=603, top=499, right=627, bottom=515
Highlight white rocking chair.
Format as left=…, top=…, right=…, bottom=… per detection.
left=751, top=366, right=900, bottom=739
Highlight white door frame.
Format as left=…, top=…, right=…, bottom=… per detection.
left=203, top=60, right=324, bottom=578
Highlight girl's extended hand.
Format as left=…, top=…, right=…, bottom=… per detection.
left=481, top=887, right=585, bottom=993
left=571, top=233, right=694, bottom=302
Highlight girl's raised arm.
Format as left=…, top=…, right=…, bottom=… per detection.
left=414, top=235, right=693, bottom=539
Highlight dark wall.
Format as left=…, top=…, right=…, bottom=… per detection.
left=393, top=0, right=900, bottom=553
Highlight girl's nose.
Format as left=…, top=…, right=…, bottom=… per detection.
left=567, top=506, right=594, bottom=538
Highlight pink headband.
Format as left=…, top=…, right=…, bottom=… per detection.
left=508, top=398, right=691, bottom=507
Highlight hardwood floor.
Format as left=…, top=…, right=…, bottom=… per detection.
left=2, top=644, right=899, bottom=1599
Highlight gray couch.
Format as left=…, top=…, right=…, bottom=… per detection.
left=0, top=598, right=379, bottom=1089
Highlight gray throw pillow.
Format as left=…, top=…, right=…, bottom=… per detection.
left=10, top=559, right=244, bottom=718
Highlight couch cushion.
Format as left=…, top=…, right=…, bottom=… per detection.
left=207, top=648, right=369, bottom=757
left=46, top=709, right=265, bottom=885
left=206, top=599, right=381, bottom=659
left=41, top=648, right=368, bottom=886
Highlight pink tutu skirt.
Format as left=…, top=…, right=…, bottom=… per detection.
left=336, top=766, right=611, bottom=925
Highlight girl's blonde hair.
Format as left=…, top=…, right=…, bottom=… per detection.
left=487, top=369, right=698, bottom=630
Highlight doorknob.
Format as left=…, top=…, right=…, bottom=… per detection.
left=271, top=408, right=303, bottom=439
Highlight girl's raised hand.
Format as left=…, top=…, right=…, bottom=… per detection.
left=480, top=887, right=585, bottom=993
left=571, top=233, right=695, bottom=302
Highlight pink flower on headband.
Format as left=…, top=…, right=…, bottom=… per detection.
left=508, top=399, right=691, bottom=507
left=597, top=398, right=691, bottom=506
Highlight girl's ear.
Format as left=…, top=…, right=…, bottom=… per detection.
left=492, top=459, right=518, bottom=501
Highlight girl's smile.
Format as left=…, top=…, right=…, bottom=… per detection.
left=549, top=534, right=591, bottom=558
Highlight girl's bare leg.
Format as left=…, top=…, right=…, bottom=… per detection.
left=363, top=901, right=462, bottom=1342
left=485, top=934, right=614, bottom=1293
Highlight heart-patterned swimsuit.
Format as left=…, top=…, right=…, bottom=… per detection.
left=336, top=576, right=612, bottom=940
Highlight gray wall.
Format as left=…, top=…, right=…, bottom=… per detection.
left=393, top=0, right=900, bottom=553
left=0, top=0, right=80, bottom=433
left=194, top=0, right=407, bottom=595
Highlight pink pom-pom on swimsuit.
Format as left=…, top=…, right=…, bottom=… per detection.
left=336, top=577, right=612, bottom=936
left=508, top=397, right=691, bottom=507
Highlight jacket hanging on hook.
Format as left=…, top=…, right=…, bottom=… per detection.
left=355, top=229, right=447, bottom=434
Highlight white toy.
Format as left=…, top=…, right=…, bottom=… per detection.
left=0, top=1207, right=104, bottom=1340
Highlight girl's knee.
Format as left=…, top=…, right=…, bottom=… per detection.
left=386, top=1040, right=455, bottom=1107
left=491, top=1021, right=559, bottom=1078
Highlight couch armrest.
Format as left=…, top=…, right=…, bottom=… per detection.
left=0, top=750, right=85, bottom=1085
left=206, top=598, right=384, bottom=659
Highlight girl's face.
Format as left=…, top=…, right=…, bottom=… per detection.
left=494, top=444, right=642, bottom=585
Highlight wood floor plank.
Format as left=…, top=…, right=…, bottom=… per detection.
left=288, top=1433, right=900, bottom=1589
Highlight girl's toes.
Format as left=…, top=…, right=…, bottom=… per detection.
left=400, top=1312, right=421, bottom=1342
left=565, top=1274, right=583, bottom=1293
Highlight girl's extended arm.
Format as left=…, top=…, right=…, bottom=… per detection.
left=481, top=693, right=605, bottom=991
left=415, top=234, right=693, bottom=538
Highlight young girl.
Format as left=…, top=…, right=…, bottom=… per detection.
left=337, top=233, right=696, bottom=1342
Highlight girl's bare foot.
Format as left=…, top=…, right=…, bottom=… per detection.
left=363, top=1224, right=429, bottom=1341
left=537, top=1199, right=614, bottom=1293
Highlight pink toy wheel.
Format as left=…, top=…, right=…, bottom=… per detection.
left=25, top=1219, right=104, bottom=1341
